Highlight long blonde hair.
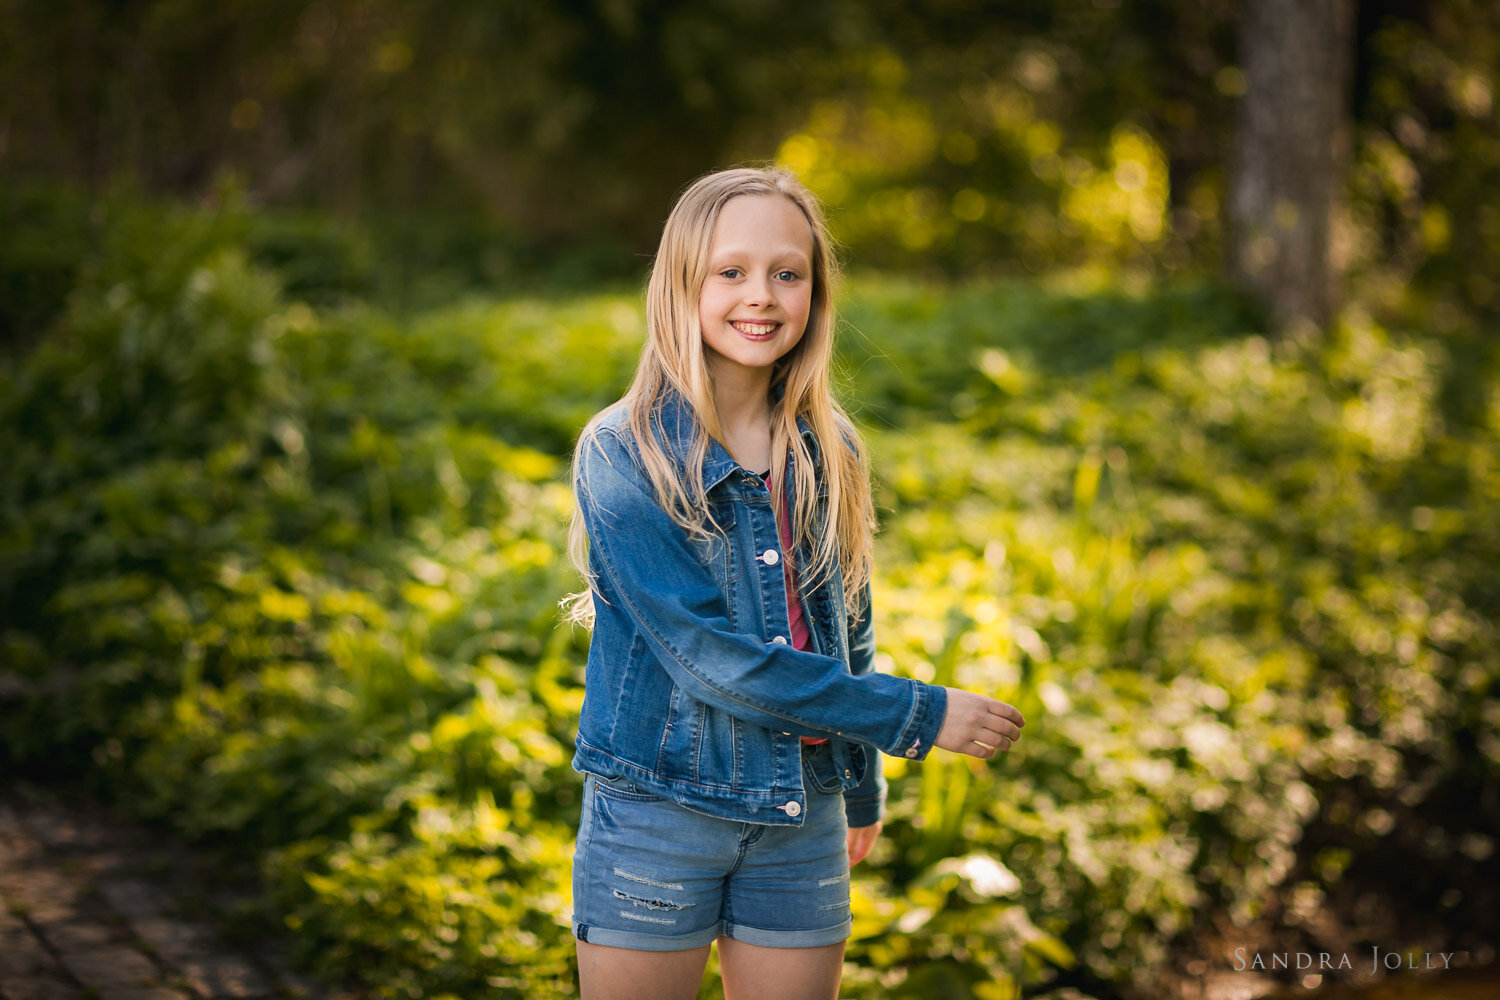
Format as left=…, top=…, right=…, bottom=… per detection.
left=564, top=166, right=876, bottom=625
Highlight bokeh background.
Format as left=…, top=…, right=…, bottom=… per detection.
left=2, top=2, right=1498, bottom=998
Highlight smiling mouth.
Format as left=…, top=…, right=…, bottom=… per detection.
left=730, top=320, right=780, bottom=339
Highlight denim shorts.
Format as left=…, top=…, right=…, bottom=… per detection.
left=570, top=744, right=853, bottom=951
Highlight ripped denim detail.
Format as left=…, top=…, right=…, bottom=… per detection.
left=612, top=889, right=690, bottom=912
left=611, top=867, right=694, bottom=923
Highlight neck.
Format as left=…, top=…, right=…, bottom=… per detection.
left=707, top=360, right=776, bottom=471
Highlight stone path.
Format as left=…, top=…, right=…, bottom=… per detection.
left=0, top=788, right=348, bottom=1000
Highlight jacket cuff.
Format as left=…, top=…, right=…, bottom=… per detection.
left=842, top=742, right=886, bottom=828
left=845, top=795, right=884, bottom=829
left=888, top=680, right=947, bottom=761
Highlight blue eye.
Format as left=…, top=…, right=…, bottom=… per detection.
left=721, top=268, right=742, bottom=279
left=777, top=269, right=799, bottom=282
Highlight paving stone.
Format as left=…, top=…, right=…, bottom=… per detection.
left=79, top=846, right=142, bottom=877
left=0, top=869, right=87, bottom=925
left=0, top=842, right=45, bottom=874
left=97, top=877, right=168, bottom=922
left=129, top=917, right=208, bottom=962
left=0, top=906, right=66, bottom=978
left=0, top=814, right=41, bottom=847
left=177, top=953, right=273, bottom=999
left=57, top=947, right=159, bottom=992
left=0, top=801, right=26, bottom=840
left=0, top=975, right=88, bottom=1000
left=256, top=957, right=325, bottom=1000
left=0, top=839, right=44, bottom=878
left=37, top=917, right=122, bottom=952
left=0, top=904, right=34, bottom=936
left=0, top=828, right=24, bottom=867
left=0, top=924, right=63, bottom=977
left=23, top=811, right=81, bottom=848
left=24, top=808, right=112, bottom=853
left=3, top=791, right=329, bottom=1000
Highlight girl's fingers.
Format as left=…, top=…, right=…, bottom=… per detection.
left=990, top=703, right=1026, bottom=728
left=976, top=723, right=1018, bottom=749
left=986, top=710, right=1024, bottom=742
left=968, top=731, right=1015, bottom=756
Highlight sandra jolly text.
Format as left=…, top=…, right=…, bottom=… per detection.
left=1232, top=947, right=1459, bottom=974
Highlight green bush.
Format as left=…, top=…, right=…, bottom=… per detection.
left=842, top=315, right=1499, bottom=994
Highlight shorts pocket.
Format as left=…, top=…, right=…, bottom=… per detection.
left=801, top=743, right=843, bottom=794
left=592, top=773, right=666, bottom=803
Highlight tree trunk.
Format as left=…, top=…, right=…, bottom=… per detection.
left=1228, top=0, right=1355, bottom=335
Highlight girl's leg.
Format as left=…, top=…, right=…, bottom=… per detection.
left=576, top=940, right=712, bottom=1000
left=717, top=938, right=846, bottom=1000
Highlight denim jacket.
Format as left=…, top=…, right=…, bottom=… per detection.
left=571, top=390, right=948, bottom=828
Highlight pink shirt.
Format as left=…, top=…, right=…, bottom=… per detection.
left=764, top=471, right=827, bottom=746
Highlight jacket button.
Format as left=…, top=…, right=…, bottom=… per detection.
left=771, top=635, right=788, bottom=645
left=762, top=548, right=780, bottom=565
left=904, top=747, right=919, bottom=759
left=784, top=800, right=802, bottom=817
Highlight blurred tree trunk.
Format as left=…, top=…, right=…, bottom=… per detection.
left=1227, top=0, right=1355, bottom=335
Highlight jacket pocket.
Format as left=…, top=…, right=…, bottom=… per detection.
left=656, top=686, right=745, bottom=791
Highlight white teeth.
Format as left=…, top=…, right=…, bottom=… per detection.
left=732, top=321, right=778, bottom=335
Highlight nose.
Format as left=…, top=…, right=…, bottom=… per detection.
left=743, top=273, right=777, bottom=307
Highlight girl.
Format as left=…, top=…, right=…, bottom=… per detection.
left=564, top=166, right=1025, bottom=1000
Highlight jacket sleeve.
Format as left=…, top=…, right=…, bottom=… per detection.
left=841, top=582, right=888, bottom=826
left=576, top=428, right=946, bottom=760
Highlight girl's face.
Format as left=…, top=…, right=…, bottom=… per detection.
left=697, top=194, right=815, bottom=383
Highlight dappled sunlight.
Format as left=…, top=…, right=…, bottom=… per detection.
left=1060, top=126, right=1171, bottom=250
left=774, top=51, right=1175, bottom=273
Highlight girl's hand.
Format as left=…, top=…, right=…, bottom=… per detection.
left=934, top=689, right=1025, bottom=759
left=847, top=821, right=882, bottom=866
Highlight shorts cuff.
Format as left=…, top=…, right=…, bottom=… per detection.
left=573, top=919, right=722, bottom=952
left=722, top=917, right=852, bottom=949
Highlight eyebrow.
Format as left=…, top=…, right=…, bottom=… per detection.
left=707, top=246, right=813, bottom=268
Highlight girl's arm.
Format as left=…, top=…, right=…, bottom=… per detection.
left=577, top=428, right=948, bottom=760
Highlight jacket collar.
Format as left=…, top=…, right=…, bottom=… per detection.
left=653, top=385, right=819, bottom=490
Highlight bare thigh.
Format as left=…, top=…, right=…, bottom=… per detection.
left=576, top=940, right=712, bottom=1000
left=718, top=936, right=846, bottom=1000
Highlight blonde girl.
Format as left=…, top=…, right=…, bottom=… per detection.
left=565, top=166, right=1024, bottom=1000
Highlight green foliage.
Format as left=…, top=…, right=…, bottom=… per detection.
left=1350, top=2, right=1500, bottom=323
left=2, top=198, right=1497, bottom=998
left=845, top=311, right=1499, bottom=993
left=0, top=193, right=628, bottom=996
